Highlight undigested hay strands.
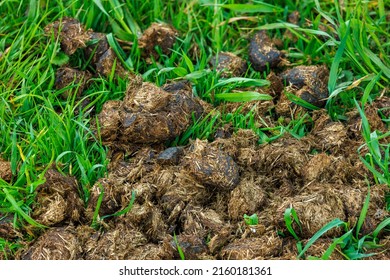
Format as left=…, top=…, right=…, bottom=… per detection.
left=44, top=17, right=92, bottom=55
left=32, top=169, right=84, bottom=226
left=21, top=226, right=80, bottom=260
left=182, top=139, right=240, bottom=190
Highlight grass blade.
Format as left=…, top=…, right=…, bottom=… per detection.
left=328, top=23, right=350, bottom=94
left=284, top=207, right=302, bottom=241
left=215, top=91, right=272, bottom=102
left=298, top=219, right=346, bottom=259
left=355, top=187, right=370, bottom=238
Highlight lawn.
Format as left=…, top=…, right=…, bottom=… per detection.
left=0, top=0, right=389, bottom=260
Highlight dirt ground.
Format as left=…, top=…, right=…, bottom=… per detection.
left=1, top=18, right=389, bottom=260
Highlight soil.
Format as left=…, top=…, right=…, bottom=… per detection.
left=2, top=18, right=389, bottom=260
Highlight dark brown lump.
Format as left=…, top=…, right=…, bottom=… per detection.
left=0, top=214, right=20, bottom=240
left=210, top=52, right=248, bottom=77
left=55, top=67, right=92, bottom=98
left=182, top=139, right=240, bottom=191
left=249, top=30, right=283, bottom=72
left=281, top=65, right=329, bottom=108
left=138, top=22, right=178, bottom=61
left=44, top=17, right=92, bottom=55
left=96, top=79, right=204, bottom=146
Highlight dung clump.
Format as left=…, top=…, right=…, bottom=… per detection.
left=228, top=177, right=267, bottom=220
left=157, top=147, right=184, bottom=166
left=275, top=184, right=345, bottom=238
left=22, top=226, right=80, bottom=260
left=84, top=223, right=148, bottom=260
left=210, top=52, right=248, bottom=77
left=220, top=232, right=283, bottom=259
left=84, top=32, right=110, bottom=66
left=0, top=158, right=12, bottom=182
left=138, top=22, right=178, bottom=61
left=249, top=30, right=283, bottom=72
left=182, top=139, right=240, bottom=191
left=96, top=80, right=204, bottom=145
left=55, top=67, right=92, bottom=98
left=0, top=214, right=20, bottom=240
left=44, top=17, right=92, bottom=55
left=166, top=233, right=210, bottom=260
left=281, top=65, right=329, bottom=108
left=32, top=169, right=84, bottom=226
left=97, top=100, right=122, bottom=144
left=95, top=48, right=128, bottom=78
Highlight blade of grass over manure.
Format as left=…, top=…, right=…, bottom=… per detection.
left=2, top=188, right=45, bottom=228
left=173, top=233, right=185, bottom=260
left=284, top=208, right=302, bottom=241
left=355, top=188, right=371, bottom=238
left=100, top=190, right=136, bottom=220
left=91, top=183, right=104, bottom=230
left=298, top=219, right=347, bottom=259
left=284, top=92, right=321, bottom=111
left=372, top=218, right=390, bottom=240
left=319, top=230, right=353, bottom=260
left=215, top=91, right=272, bottom=102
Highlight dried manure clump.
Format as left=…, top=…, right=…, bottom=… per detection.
left=210, top=52, right=248, bottom=77
left=281, top=65, right=329, bottom=108
left=84, top=224, right=148, bottom=260
left=249, top=30, right=283, bottom=72
left=0, top=214, right=20, bottom=240
left=0, top=158, right=12, bottom=182
left=32, top=169, right=84, bottom=226
left=22, top=227, right=80, bottom=260
left=55, top=67, right=92, bottom=98
left=97, top=80, right=204, bottom=146
left=44, top=17, right=92, bottom=55
left=139, top=22, right=178, bottom=61
left=182, top=139, right=240, bottom=190
left=220, top=233, right=283, bottom=260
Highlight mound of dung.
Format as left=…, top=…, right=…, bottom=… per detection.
left=0, top=158, right=12, bottom=182
left=97, top=79, right=204, bottom=145
left=273, top=184, right=346, bottom=238
left=228, top=176, right=267, bottom=220
left=55, top=67, right=92, bottom=98
left=0, top=214, right=20, bottom=240
left=139, top=22, right=178, bottom=62
left=281, top=65, right=329, bottom=108
left=84, top=223, right=148, bottom=260
left=249, top=30, right=283, bottom=72
left=44, top=17, right=92, bottom=55
left=182, top=139, right=240, bottom=190
left=22, top=226, right=80, bottom=260
left=210, top=52, right=248, bottom=77
left=32, top=169, right=84, bottom=226
left=220, top=232, right=283, bottom=260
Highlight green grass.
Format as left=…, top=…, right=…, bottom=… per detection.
left=0, top=0, right=389, bottom=259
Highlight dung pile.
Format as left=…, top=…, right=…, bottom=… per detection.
left=6, top=16, right=389, bottom=261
